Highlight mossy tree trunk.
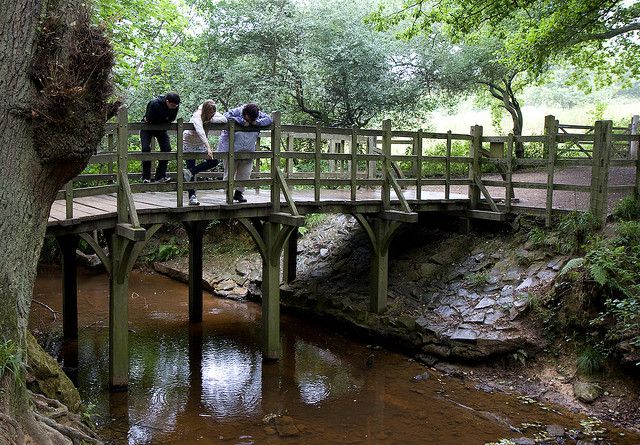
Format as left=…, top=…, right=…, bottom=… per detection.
left=0, top=0, right=113, bottom=442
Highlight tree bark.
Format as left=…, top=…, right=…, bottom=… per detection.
left=0, top=0, right=113, bottom=441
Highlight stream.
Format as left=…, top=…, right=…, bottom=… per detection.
left=30, top=265, right=639, bottom=444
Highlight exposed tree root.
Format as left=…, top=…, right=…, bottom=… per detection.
left=0, top=413, right=25, bottom=445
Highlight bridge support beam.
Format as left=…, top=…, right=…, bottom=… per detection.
left=354, top=214, right=405, bottom=314
left=238, top=217, right=300, bottom=359
left=282, top=228, right=298, bottom=284
left=55, top=234, right=79, bottom=340
left=82, top=225, right=160, bottom=391
left=184, top=221, right=208, bottom=323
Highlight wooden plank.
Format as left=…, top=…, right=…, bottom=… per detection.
left=176, top=118, right=184, bottom=208
left=506, top=134, right=514, bottom=213
left=381, top=210, right=418, bottom=223
left=116, top=223, right=146, bottom=241
left=445, top=130, right=452, bottom=200
left=590, top=120, right=613, bottom=224
left=467, top=210, right=507, bottom=221
left=269, top=212, right=305, bottom=226
left=382, top=119, right=392, bottom=209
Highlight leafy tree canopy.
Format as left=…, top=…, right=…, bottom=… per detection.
left=368, top=0, right=640, bottom=83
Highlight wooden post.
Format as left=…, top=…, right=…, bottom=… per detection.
left=65, top=181, right=73, bottom=219
left=469, top=125, right=482, bottom=208
left=227, top=120, right=236, bottom=204
left=445, top=130, right=452, bottom=200
left=590, top=120, right=613, bottom=226
left=238, top=218, right=298, bottom=360
left=56, top=235, right=79, bottom=340
left=630, top=115, right=639, bottom=160
left=282, top=228, right=298, bottom=284
left=544, top=115, right=558, bottom=226
left=185, top=221, right=207, bottom=323
left=354, top=215, right=403, bottom=314
left=506, top=133, right=514, bottom=214
left=382, top=119, right=392, bottom=209
left=271, top=111, right=282, bottom=212
left=416, top=130, right=423, bottom=201
left=328, top=139, right=336, bottom=173
left=117, top=107, right=129, bottom=224
left=314, top=123, right=321, bottom=202
left=367, top=136, right=376, bottom=182
left=109, top=232, right=129, bottom=390
left=286, top=133, right=294, bottom=177
left=176, top=118, right=184, bottom=207
left=107, top=132, right=115, bottom=177
left=351, top=127, right=358, bottom=202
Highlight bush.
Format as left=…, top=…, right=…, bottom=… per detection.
left=613, top=196, right=640, bottom=221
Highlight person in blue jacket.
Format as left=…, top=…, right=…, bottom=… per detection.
left=217, top=103, right=272, bottom=203
left=140, top=92, right=180, bottom=183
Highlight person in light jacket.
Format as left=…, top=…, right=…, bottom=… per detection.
left=182, top=100, right=228, bottom=205
left=217, top=103, right=272, bottom=203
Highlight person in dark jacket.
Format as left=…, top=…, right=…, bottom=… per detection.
left=140, top=92, right=180, bottom=183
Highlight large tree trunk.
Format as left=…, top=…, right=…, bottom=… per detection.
left=0, top=0, right=113, bottom=442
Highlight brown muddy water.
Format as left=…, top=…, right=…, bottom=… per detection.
left=31, top=265, right=639, bottom=445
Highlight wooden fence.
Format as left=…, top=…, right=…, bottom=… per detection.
left=58, top=108, right=640, bottom=226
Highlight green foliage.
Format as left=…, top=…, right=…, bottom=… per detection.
left=0, top=340, right=24, bottom=388
left=368, top=0, right=640, bottom=87
left=613, top=196, right=640, bottom=221
left=468, top=271, right=488, bottom=288
left=556, top=211, right=600, bottom=253
left=576, top=343, right=606, bottom=375
left=299, top=213, right=327, bottom=236
left=144, top=237, right=186, bottom=262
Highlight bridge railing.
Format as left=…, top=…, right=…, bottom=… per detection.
left=56, top=109, right=639, bottom=226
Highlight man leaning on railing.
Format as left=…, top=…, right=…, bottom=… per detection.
left=217, top=103, right=272, bottom=203
left=140, top=92, right=180, bottom=184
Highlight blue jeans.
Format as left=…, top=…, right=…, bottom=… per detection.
left=185, top=158, right=219, bottom=198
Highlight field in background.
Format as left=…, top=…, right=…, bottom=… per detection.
left=428, top=98, right=640, bottom=135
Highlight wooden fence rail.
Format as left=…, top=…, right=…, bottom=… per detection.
left=59, top=109, right=640, bottom=227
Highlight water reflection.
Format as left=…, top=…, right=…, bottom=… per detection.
left=294, top=341, right=358, bottom=404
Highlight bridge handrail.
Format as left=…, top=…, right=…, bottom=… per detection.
left=58, top=111, right=638, bottom=227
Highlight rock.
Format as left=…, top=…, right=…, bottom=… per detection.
left=450, top=328, right=478, bottom=341
left=414, top=353, right=438, bottom=367
left=215, top=279, right=236, bottom=291
left=536, top=269, right=556, bottom=281
left=26, top=333, right=82, bottom=413
left=274, top=416, right=300, bottom=437
left=516, top=277, right=538, bottom=291
left=546, top=424, right=565, bottom=437
left=474, top=297, right=495, bottom=309
left=412, top=371, right=430, bottom=381
left=463, top=312, right=485, bottom=323
left=503, top=269, right=521, bottom=282
left=420, top=262, right=441, bottom=276
left=483, top=310, right=505, bottom=325
left=573, top=382, right=603, bottom=404
left=474, top=383, right=494, bottom=393
left=473, top=253, right=486, bottom=262
left=435, top=305, right=458, bottom=318
left=547, top=257, right=568, bottom=271
left=319, top=248, right=329, bottom=257
left=576, top=441, right=594, bottom=445
left=486, top=275, right=500, bottom=285
left=513, top=438, right=536, bottom=445
left=500, top=285, right=514, bottom=299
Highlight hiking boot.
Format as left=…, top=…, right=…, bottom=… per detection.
left=233, top=189, right=247, bottom=203
left=142, top=179, right=151, bottom=184
left=183, top=168, right=193, bottom=182
left=189, top=195, right=200, bottom=206
left=155, top=176, right=171, bottom=184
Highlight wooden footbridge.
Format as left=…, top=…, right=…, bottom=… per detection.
left=46, top=108, right=639, bottom=390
